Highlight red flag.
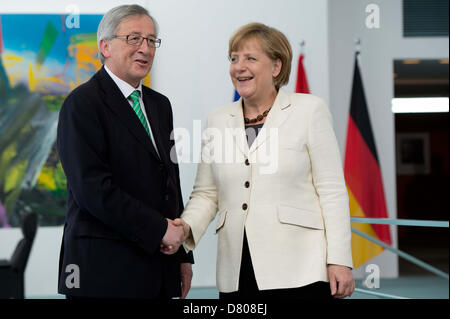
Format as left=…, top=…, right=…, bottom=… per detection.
left=344, top=54, right=392, bottom=267
left=295, top=54, right=310, bottom=93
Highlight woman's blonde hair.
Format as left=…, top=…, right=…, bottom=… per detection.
left=228, top=22, right=292, bottom=90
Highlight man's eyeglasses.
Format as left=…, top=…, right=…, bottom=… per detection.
left=111, top=34, right=161, bottom=48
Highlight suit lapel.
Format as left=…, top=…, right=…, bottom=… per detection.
left=142, top=88, right=180, bottom=216
left=96, top=67, right=160, bottom=161
left=248, top=89, right=291, bottom=155
left=142, top=90, right=167, bottom=163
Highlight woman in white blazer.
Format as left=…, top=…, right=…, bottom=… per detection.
left=173, top=23, right=354, bottom=299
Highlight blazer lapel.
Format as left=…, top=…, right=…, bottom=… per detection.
left=96, top=67, right=160, bottom=161
left=227, top=99, right=249, bottom=159
left=248, top=89, right=291, bottom=155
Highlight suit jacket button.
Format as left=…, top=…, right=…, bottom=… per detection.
left=159, top=163, right=164, bottom=170
left=165, top=195, right=169, bottom=201
left=245, top=159, right=250, bottom=166
left=242, top=203, right=248, bottom=210
left=244, top=181, right=250, bottom=188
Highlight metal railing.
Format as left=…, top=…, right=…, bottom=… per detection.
left=349, top=217, right=449, bottom=299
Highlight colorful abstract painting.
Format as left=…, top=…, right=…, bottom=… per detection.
left=0, top=14, right=103, bottom=227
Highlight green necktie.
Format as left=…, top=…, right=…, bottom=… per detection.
left=129, top=90, right=151, bottom=137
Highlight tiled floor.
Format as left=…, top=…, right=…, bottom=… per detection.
left=28, top=228, right=450, bottom=300
left=31, top=276, right=448, bottom=299
left=184, top=276, right=448, bottom=299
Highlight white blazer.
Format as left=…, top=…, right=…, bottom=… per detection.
left=182, top=89, right=353, bottom=293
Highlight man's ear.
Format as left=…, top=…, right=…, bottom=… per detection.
left=99, top=39, right=111, bottom=60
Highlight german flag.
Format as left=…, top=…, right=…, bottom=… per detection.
left=344, top=54, right=392, bottom=268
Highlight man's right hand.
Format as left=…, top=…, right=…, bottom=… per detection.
left=172, top=218, right=191, bottom=241
left=160, top=218, right=184, bottom=255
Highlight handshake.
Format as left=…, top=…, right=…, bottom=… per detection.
left=160, top=218, right=191, bottom=255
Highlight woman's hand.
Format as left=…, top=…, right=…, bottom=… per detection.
left=327, top=264, right=355, bottom=298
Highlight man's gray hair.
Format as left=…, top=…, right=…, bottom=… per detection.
left=97, top=4, right=159, bottom=64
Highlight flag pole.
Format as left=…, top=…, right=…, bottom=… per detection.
left=300, top=40, right=305, bottom=55
left=355, top=38, right=361, bottom=64
left=355, top=38, right=361, bottom=54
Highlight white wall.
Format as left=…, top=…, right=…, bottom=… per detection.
left=0, top=0, right=329, bottom=297
left=328, top=0, right=448, bottom=279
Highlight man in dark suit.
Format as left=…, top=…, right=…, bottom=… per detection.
left=57, top=4, right=193, bottom=299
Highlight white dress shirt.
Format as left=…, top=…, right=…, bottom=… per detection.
left=104, top=65, right=160, bottom=158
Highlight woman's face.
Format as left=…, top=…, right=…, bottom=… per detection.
left=229, top=37, right=281, bottom=103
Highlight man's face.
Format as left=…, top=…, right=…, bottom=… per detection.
left=101, top=14, right=156, bottom=87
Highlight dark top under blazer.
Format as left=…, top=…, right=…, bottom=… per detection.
left=57, top=66, right=193, bottom=298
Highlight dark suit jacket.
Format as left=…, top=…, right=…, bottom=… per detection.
left=57, top=66, right=193, bottom=298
